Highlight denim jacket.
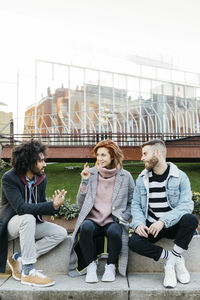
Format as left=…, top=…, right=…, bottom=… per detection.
left=130, top=162, right=194, bottom=230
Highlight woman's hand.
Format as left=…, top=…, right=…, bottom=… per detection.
left=81, top=162, right=90, bottom=180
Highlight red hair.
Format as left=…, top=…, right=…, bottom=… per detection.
left=93, top=139, right=124, bottom=169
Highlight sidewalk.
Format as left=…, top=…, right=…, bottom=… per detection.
left=1, top=273, right=200, bottom=300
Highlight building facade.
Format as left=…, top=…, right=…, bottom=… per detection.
left=24, top=60, right=200, bottom=144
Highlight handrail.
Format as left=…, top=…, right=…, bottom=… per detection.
left=1, top=132, right=200, bottom=147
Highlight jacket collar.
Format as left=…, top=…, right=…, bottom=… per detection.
left=19, top=173, right=46, bottom=186
left=139, top=162, right=179, bottom=178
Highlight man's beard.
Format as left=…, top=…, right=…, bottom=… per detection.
left=144, top=156, right=159, bottom=171
left=30, top=165, right=45, bottom=177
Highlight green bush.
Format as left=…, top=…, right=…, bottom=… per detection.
left=53, top=199, right=80, bottom=220
left=192, top=192, right=200, bottom=216
left=0, top=159, right=11, bottom=171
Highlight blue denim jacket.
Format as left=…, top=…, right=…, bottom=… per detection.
left=130, top=162, right=194, bottom=230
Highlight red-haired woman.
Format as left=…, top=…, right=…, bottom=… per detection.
left=69, top=139, right=134, bottom=283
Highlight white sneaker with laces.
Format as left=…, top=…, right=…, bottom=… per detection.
left=175, top=256, right=190, bottom=284
left=163, top=264, right=177, bottom=288
left=101, top=264, right=116, bottom=282
left=85, top=261, right=98, bottom=283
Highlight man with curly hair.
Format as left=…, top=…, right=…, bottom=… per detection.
left=0, top=140, right=67, bottom=287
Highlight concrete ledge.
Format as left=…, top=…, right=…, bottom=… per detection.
left=128, top=273, right=200, bottom=300
left=0, top=273, right=200, bottom=300
left=0, top=274, right=10, bottom=287
left=8, top=235, right=200, bottom=274
left=3, top=235, right=200, bottom=299
left=0, top=275, right=129, bottom=300
left=127, top=235, right=200, bottom=273
left=13, top=237, right=72, bottom=275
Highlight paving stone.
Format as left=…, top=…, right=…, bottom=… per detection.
left=128, top=272, right=200, bottom=300
left=0, top=274, right=128, bottom=300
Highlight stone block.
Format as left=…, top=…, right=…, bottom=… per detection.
left=13, top=237, right=72, bottom=274
left=127, top=235, right=200, bottom=273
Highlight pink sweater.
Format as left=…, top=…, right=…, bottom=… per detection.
left=87, top=167, right=118, bottom=226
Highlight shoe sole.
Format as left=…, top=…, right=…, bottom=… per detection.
left=21, top=280, right=55, bottom=287
left=85, top=279, right=99, bottom=283
left=7, top=259, right=21, bottom=281
left=101, top=278, right=115, bottom=282
left=164, top=285, right=177, bottom=289
left=163, top=281, right=177, bottom=288
left=177, top=278, right=190, bottom=284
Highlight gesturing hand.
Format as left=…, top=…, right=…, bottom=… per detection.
left=53, top=189, right=67, bottom=209
left=135, top=224, right=149, bottom=238
left=81, top=162, right=90, bottom=180
left=148, top=220, right=165, bottom=238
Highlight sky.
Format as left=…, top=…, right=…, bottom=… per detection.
left=0, top=0, right=200, bottom=132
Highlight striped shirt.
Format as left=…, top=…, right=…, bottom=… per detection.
left=147, top=165, right=171, bottom=223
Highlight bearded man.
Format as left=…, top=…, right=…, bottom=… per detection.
left=128, top=139, right=198, bottom=288
left=0, top=140, right=67, bottom=287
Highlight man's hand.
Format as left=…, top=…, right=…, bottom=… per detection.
left=135, top=224, right=149, bottom=238
left=52, top=189, right=67, bottom=209
left=148, top=220, right=165, bottom=238
left=81, top=162, right=90, bottom=180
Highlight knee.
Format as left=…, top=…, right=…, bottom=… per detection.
left=57, top=226, right=68, bottom=241
left=20, top=214, right=36, bottom=228
left=80, top=220, right=95, bottom=236
left=180, top=214, right=199, bottom=229
left=128, top=234, right=143, bottom=252
left=47, top=224, right=67, bottom=242
left=107, top=225, right=122, bottom=240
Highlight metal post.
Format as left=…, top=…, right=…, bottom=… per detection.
left=34, top=61, right=38, bottom=134
left=83, top=68, right=86, bottom=134
left=10, top=119, right=14, bottom=145
left=98, top=70, right=101, bottom=134
left=68, top=66, right=71, bottom=135
left=16, top=71, right=19, bottom=134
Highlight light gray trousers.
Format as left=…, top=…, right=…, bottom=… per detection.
left=7, top=214, right=67, bottom=265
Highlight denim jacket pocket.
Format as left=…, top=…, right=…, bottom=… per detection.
left=166, top=187, right=179, bottom=207
left=140, top=187, right=147, bottom=209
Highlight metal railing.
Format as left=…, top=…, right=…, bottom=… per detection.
left=0, top=132, right=199, bottom=147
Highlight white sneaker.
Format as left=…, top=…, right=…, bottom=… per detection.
left=163, top=264, right=177, bottom=288
left=101, top=264, right=116, bottom=282
left=175, top=256, right=190, bottom=284
left=85, top=261, right=98, bottom=283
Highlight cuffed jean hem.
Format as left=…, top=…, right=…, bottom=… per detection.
left=21, top=257, right=37, bottom=265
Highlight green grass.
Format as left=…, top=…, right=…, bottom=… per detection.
left=0, top=162, right=200, bottom=204
left=173, top=162, right=200, bottom=193
left=45, top=163, right=82, bottom=202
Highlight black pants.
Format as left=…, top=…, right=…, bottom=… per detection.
left=79, top=219, right=122, bottom=265
left=128, top=214, right=198, bottom=261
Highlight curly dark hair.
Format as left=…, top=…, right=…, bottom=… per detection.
left=11, top=140, right=47, bottom=174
